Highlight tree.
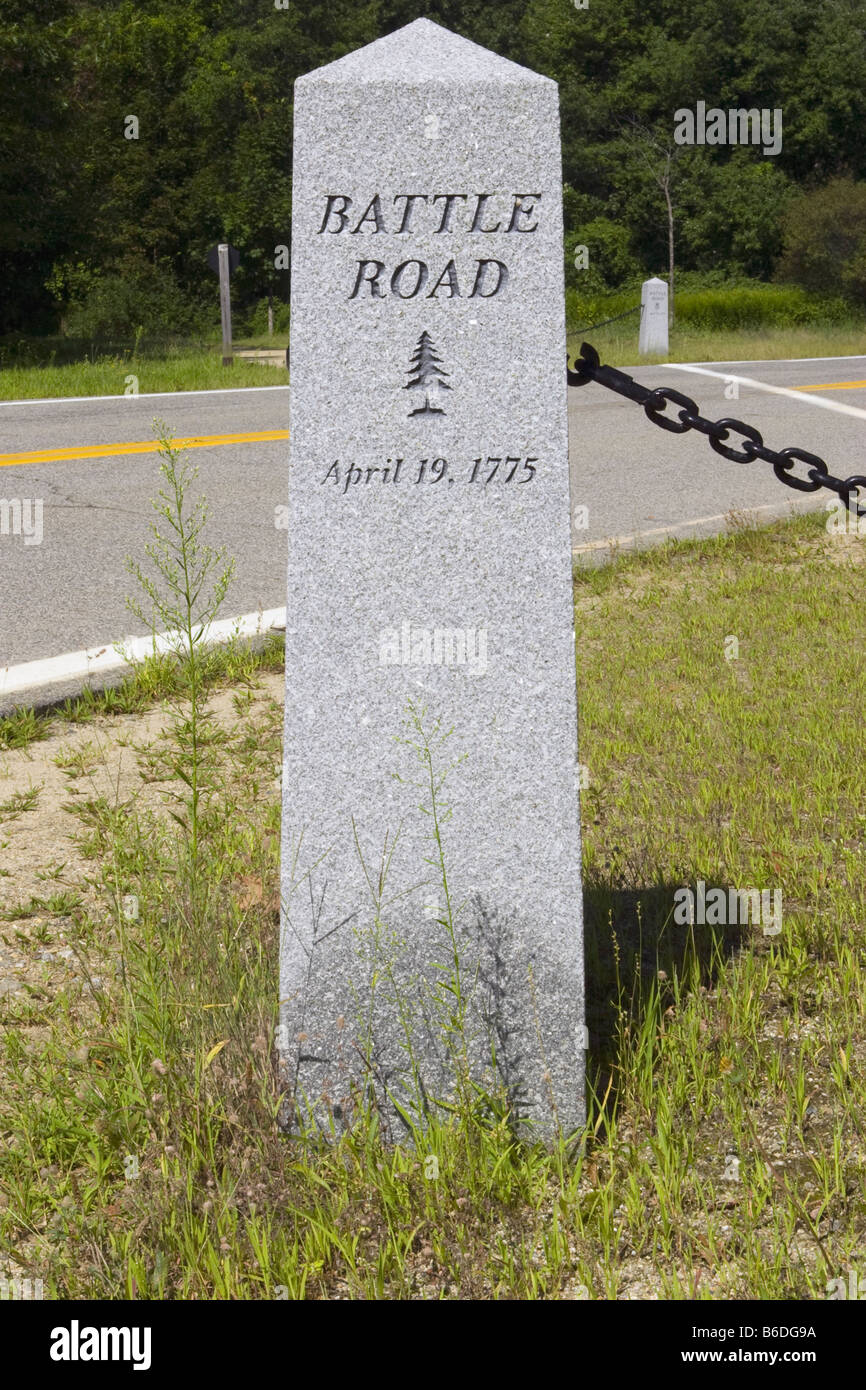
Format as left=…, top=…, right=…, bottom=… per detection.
left=776, top=178, right=866, bottom=304
left=678, top=158, right=792, bottom=281
left=404, top=332, right=450, bottom=416
left=0, top=0, right=77, bottom=333
left=565, top=217, right=642, bottom=294
left=620, top=119, right=682, bottom=324
left=6, top=0, right=866, bottom=341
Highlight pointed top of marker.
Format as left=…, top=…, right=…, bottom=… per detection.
left=298, top=18, right=553, bottom=86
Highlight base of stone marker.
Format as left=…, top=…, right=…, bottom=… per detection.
left=278, top=701, right=584, bottom=1146
left=278, top=888, right=583, bottom=1144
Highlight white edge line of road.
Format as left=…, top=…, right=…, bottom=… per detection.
left=670, top=353, right=866, bottom=365
left=572, top=494, right=826, bottom=554
left=0, top=385, right=290, bottom=408
left=8, top=353, right=866, bottom=409
left=3, top=354, right=860, bottom=697
left=0, top=608, right=288, bottom=701
left=0, top=495, right=838, bottom=698
left=661, top=363, right=866, bottom=420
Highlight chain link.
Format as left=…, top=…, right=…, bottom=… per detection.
left=568, top=341, right=866, bottom=517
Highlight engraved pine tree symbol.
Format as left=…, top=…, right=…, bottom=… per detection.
left=404, top=330, right=451, bottom=416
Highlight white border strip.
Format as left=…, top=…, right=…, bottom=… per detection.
left=573, top=495, right=825, bottom=555
left=660, top=363, right=866, bottom=420
left=8, top=354, right=866, bottom=408
left=671, top=353, right=866, bottom=366
left=0, top=385, right=289, bottom=408
left=0, top=607, right=287, bottom=702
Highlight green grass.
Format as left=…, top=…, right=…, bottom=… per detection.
left=1, top=510, right=865, bottom=1298
left=0, top=349, right=286, bottom=402
left=0, top=707, right=52, bottom=751
left=2, top=313, right=864, bottom=403
left=0, top=635, right=285, bottom=752
left=568, top=320, right=866, bottom=368
left=1, top=891, right=83, bottom=922
left=565, top=277, right=865, bottom=364
left=0, top=786, right=41, bottom=822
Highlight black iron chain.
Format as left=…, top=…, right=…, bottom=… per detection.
left=568, top=341, right=866, bottom=517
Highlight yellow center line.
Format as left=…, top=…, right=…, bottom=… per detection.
left=0, top=429, right=289, bottom=467
left=4, top=375, right=865, bottom=465
left=791, top=380, right=866, bottom=392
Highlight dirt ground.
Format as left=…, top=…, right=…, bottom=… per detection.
left=0, top=676, right=285, bottom=1017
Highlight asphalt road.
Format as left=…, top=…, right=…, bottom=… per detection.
left=1, top=354, right=864, bottom=683
left=571, top=354, right=866, bottom=554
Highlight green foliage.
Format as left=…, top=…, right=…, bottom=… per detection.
left=675, top=284, right=854, bottom=330
left=0, top=708, right=51, bottom=751
left=565, top=286, right=641, bottom=336
left=237, top=297, right=292, bottom=338
left=0, top=0, right=76, bottom=333
left=565, top=279, right=856, bottom=338
left=566, top=218, right=642, bottom=293
left=678, top=158, right=794, bottom=280
left=125, top=421, right=236, bottom=894
left=776, top=178, right=866, bottom=305
left=3, top=511, right=866, bottom=1298
left=62, top=258, right=212, bottom=339
left=5, top=0, right=866, bottom=334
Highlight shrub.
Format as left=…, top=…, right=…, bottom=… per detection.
left=776, top=179, right=866, bottom=305
left=565, top=286, right=642, bottom=335
left=675, top=285, right=854, bottom=330
left=565, top=280, right=857, bottom=338
left=60, top=257, right=212, bottom=338
left=565, top=217, right=642, bottom=293
left=237, top=296, right=291, bottom=338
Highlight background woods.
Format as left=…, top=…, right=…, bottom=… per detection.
left=2, top=0, right=866, bottom=337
